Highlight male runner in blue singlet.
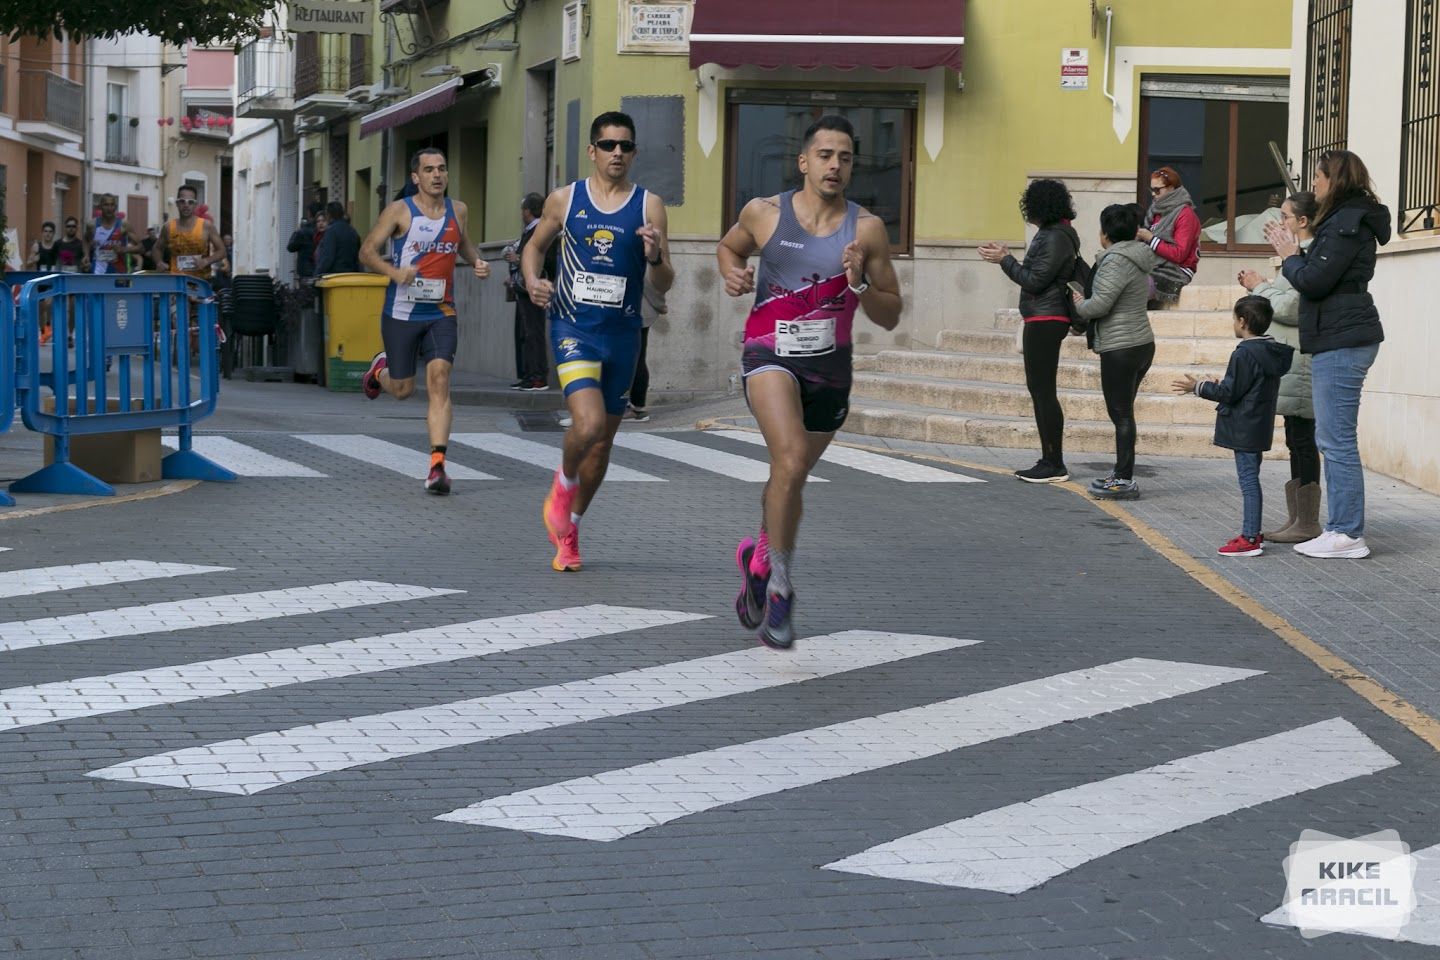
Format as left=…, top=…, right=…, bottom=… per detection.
left=717, top=115, right=903, bottom=648
left=523, top=111, right=674, bottom=572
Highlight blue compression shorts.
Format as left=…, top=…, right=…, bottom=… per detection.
left=550, top=317, right=641, bottom=416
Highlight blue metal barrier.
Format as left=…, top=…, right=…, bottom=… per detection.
left=12, top=273, right=237, bottom=496
left=0, top=288, right=13, bottom=507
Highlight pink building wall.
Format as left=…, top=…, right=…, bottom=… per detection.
left=186, top=48, right=233, bottom=88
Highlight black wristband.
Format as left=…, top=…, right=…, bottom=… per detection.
left=647, top=253, right=664, bottom=267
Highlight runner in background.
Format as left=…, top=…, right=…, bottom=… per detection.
left=87, top=194, right=144, bottom=275
left=359, top=147, right=491, bottom=495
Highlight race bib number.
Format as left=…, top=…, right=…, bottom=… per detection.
left=399, top=277, right=446, bottom=303
left=177, top=255, right=201, bottom=271
left=98, top=249, right=117, bottom=263
left=573, top=271, right=626, bottom=308
left=775, top=318, right=837, bottom=357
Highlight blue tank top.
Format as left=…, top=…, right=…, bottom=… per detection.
left=551, top=179, right=648, bottom=333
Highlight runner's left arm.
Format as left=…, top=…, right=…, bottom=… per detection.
left=203, top=223, right=226, bottom=268
left=453, top=201, right=491, bottom=279
left=847, top=214, right=902, bottom=331
left=638, top=192, right=674, bottom=294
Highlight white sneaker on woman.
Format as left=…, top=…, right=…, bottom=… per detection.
left=1294, top=530, right=1371, bottom=559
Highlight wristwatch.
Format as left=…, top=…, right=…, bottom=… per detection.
left=848, top=274, right=870, bottom=296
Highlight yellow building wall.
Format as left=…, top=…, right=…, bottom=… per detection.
left=939, top=0, right=1292, bottom=241
left=351, top=0, right=1291, bottom=245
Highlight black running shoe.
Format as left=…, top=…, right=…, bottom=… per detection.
left=1015, top=460, right=1069, bottom=483
left=734, top=537, right=767, bottom=630
left=425, top=462, right=451, bottom=495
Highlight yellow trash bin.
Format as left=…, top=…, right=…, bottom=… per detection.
left=315, top=272, right=389, bottom=391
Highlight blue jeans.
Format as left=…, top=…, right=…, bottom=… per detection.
left=1234, top=451, right=1263, bottom=538
left=1311, top=343, right=1380, bottom=537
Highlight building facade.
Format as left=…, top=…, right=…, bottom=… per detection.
left=231, top=1, right=1295, bottom=394
left=1286, top=0, right=1440, bottom=494
left=0, top=31, right=85, bottom=266
left=85, top=34, right=166, bottom=240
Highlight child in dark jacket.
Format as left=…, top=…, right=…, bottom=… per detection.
left=1173, top=296, right=1295, bottom=557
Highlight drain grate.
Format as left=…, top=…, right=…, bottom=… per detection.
left=514, top=410, right=565, bottom=432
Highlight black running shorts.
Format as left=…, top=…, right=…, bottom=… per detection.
left=381, top=313, right=458, bottom=380
left=741, top=342, right=853, bottom=434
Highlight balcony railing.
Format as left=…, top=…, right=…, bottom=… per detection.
left=295, top=56, right=352, bottom=100
left=19, top=70, right=83, bottom=133
left=349, top=34, right=369, bottom=90
left=104, top=117, right=138, bottom=164
left=238, top=38, right=294, bottom=103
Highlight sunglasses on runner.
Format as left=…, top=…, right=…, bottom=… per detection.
left=593, top=138, right=636, bottom=153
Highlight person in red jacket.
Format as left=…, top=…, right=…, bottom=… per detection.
left=1137, top=165, right=1200, bottom=307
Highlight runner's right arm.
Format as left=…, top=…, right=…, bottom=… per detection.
left=359, top=201, right=416, bottom=285
left=520, top=187, right=567, bottom=310
left=717, top=197, right=777, bottom=297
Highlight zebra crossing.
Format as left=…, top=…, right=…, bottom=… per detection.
left=155, top=430, right=985, bottom=484
left=0, top=548, right=1420, bottom=947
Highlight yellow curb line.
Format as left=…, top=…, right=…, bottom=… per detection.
left=696, top=419, right=1440, bottom=754
left=0, top=480, right=200, bottom=522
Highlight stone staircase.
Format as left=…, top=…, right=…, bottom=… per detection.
left=847, top=283, right=1283, bottom=459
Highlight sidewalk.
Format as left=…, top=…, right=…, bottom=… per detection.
left=708, top=412, right=1440, bottom=741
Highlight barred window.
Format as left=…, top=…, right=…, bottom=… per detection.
left=1400, top=0, right=1438, bottom=233
left=1303, top=0, right=1352, bottom=183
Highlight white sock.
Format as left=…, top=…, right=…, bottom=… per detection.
left=570, top=512, right=582, bottom=527
left=558, top=473, right=578, bottom=491
left=767, top=546, right=793, bottom=597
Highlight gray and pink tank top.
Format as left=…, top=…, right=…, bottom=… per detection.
left=742, top=190, right=860, bottom=356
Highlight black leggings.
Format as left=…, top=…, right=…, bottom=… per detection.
left=1285, top=415, right=1320, bottom=485
left=1099, top=341, right=1156, bottom=480
left=1022, top=321, right=1069, bottom=466
left=629, top=327, right=650, bottom=408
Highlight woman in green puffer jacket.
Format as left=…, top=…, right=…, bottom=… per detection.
left=1240, top=191, right=1319, bottom=543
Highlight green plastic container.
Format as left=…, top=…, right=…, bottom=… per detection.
left=327, top=357, right=371, bottom=393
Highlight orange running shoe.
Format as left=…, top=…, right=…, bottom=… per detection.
left=542, top=469, right=576, bottom=545
left=552, top=527, right=582, bottom=572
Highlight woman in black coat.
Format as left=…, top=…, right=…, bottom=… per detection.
left=1264, top=149, right=1389, bottom=560
left=979, top=179, right=1080, bottom=483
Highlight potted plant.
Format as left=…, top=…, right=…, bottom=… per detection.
left=128, top=116, right=140, bottom=127
left=106, top=112, right=118, bottom=123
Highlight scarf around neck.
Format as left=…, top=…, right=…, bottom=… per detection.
left=1147, top=186, right=1194, bottom=243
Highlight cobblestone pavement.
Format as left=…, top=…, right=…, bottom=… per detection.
left=2, top=382, right=1439, bottom=959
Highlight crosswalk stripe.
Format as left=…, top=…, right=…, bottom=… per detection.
left=87, top=630, right=976, bottom=795
left=709, top=430, right=985, bottom=483
left=293, top=435, right=497, bottom=480
left=1263, top=840, right=1440, bottom=945
left=0, top=604, right=707, bottom=732
left=0, top=581, right=460, bottom=653
left=825, top=717, right=1395, bottom=893
left=610, top=433, right=825, bottom=482
left=437, top=657, right=1261, bottom=841
left=449, top=433, right=664, bottom=482
left=0, top=561, right=231, bottom=600
left=161, top=436, right=325, bottom=477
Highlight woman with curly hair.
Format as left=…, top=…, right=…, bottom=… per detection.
left=980, top=178, right=1080, bottom=482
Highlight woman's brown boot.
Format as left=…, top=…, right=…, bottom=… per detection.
left=1265, top=478, right=1300, bottom=540
left=1269, top=482, right=1323, bottom=543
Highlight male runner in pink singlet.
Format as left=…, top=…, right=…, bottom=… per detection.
left=716, top=115, right=902, bottom=648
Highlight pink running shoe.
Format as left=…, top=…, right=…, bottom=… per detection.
left=543, top=469, right=576, bottom=546
left=362, top=351, right=387, bottom=400
left=734, top=537, right=767, bottom=630
left=552, top=527, right=582, bottom=572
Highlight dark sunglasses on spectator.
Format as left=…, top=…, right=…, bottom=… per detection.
left=593, top=139, right=636, bottom=153
left=1150, top=187, right=1163, bottom=195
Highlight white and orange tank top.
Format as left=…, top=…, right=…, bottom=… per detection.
left=382, top=196, right=461, bottom=322
left=92, top=218, right=129, bottom=275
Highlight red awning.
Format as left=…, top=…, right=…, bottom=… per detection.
left=359, top=76, right=462, bottom=140
left=689, top=0, right=964, bottom=72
